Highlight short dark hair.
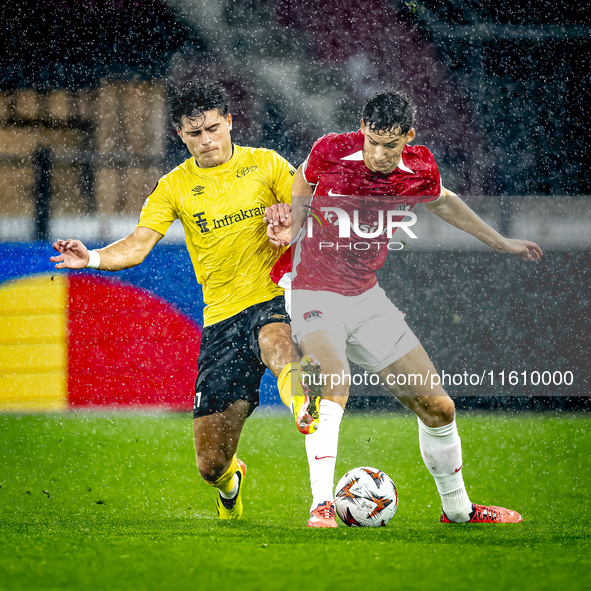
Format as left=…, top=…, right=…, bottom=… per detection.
left=169, top=80, right=229, bottom=129
left=362, top=88, right=417, bottom=135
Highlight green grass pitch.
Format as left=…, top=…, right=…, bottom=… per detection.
left=1, top=409, right=590, bottom=590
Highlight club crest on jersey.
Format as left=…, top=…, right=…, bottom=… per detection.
left=304, top=310, right=323, bottom=321
left=236, top=166, right=257, bottom=178
left=192, top=185, right=205, bottom=195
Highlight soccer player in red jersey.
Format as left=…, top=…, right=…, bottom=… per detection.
left=265, top=89, right=542, bottom=527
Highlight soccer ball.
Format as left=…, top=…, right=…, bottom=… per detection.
left=334, top=466, right=398, bottom=527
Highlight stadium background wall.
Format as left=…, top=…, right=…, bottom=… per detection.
left=0, top=243, right=588, bottom=412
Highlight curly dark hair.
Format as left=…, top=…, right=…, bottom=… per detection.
left=362, top=88, right=417, bottom=135
left=169, top=80, right=229, bottom=129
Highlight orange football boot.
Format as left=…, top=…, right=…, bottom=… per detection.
left=307, top=501, right=338, bottom=528
left=441, top=503, right=522, bottom=523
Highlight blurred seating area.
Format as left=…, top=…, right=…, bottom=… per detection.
left=0, top=83, right=165, bottom=241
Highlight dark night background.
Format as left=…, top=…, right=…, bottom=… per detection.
left=1, top=0, right=589, bottom=410
left=1, top=0, right=590, bottom=196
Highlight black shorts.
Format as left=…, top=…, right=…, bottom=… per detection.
left=193, top=296, right=289, bottom=419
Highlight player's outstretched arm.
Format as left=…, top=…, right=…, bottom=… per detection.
left=425, top=187, right=543, bottom=262
left=50, top=226, right=164, bottom=271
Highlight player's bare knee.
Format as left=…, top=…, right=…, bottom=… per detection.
left=428, top=396, right=455, bottom=427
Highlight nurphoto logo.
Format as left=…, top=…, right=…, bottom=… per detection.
left=305, top=206, right=418, bottom=251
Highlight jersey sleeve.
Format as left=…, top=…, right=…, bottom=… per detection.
left=264, top=150, right=296, bottom=205
left=417, top=147, right=443, bottom=203
left=426, top=177, right=444, bottom=203
left=136, top=178, right=178, bottom=235
left=270, top=246, right=292, bottom=285
left=301, top=134, right=335, bottom=185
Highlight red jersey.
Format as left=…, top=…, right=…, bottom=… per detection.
left=270, top=247, right=292, bottom=286
left=288, top=130, right=442, bottom=295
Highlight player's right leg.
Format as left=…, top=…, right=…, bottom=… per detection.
left=298, top=330, right=351, bottom=528
left=192, top=305, right=270, bottom=520
left=193, top=400, right=250, bottom=520
left=291, top=289, right=361, bottom=527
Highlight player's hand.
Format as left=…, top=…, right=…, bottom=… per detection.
left=50, top=239, right=90, bottom=269
left=264, top=203, right=292, bottom=247
left=496, top=238, right=543, bottom=262
left=266, top=223, right=291, bottom=247
left=263, top=203, right=292, bottom=227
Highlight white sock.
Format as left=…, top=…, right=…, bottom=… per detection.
left=305, top=399, right=344, bottom=512
left=219, top=474, right=238, bottom=499
left=417, top=417, right=473, bottom=522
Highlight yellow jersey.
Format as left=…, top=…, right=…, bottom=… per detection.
left=137, top=144, right=295, bottom=326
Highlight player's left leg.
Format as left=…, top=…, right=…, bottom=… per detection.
left=377, top=345, right=522, bottom=523
left=258, top=321, right=292, bottom=376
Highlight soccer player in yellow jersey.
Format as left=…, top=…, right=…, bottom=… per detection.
left=50, top=80, right=320, bottom=520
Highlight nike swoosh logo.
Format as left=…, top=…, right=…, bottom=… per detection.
left=327, top=189, right=349, bottom=197
left=455, top=465, right=463, bottom=473
left=314, top=455, right=335, bottom=460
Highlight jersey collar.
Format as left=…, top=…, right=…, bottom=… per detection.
left=191, top=144, right=238, bottom=173
left=341, top=150, right=414, bottom=174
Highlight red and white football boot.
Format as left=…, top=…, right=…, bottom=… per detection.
left=441, top=503, right=522, bottom=523
left=307, top=501, right=338, bottom=528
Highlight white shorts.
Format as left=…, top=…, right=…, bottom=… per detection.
left=291, top=284, right=420, bottom=373
left=278, top=272, right=291, bottom=317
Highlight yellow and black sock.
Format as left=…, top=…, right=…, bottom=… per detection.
left=277, top=362, right=299, bottom=409
left=209, top=455, right=239, bottom=497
